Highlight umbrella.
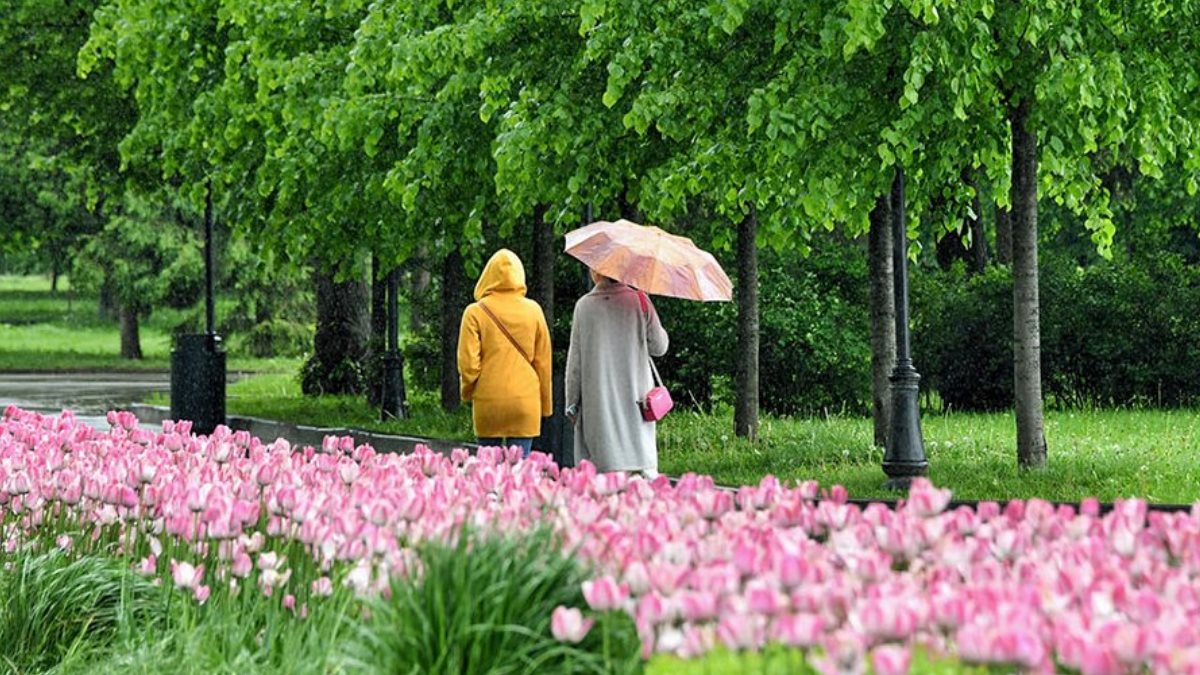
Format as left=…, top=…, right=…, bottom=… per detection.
left=564, top=219, right=733, bottom=302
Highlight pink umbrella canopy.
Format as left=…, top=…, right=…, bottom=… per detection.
left=564, top=219, right=733, bottom=302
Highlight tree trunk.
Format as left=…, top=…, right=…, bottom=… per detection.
left=304, top=263, right=370, bottom=396
left=366, top=256, right=390, bottom=407
left=734, top=204, right=759, bottom=440
left=441, top=249, right=466, bottom=412
left=1010, top=96, right=1048, bottom=469
left=50, top=257, right=60, bottom=294
left=995, top=205, right=1013, bottom=265
left=868, top=194, right=896, bottom=448
left=529, top=204, right=555, bottom=329
left=119, top=303, right=142, bottom=360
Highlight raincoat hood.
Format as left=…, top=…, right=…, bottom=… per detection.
left=473, top=249, right=527, bottom=300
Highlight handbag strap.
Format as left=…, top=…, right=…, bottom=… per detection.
left=478, top=301, right=535, bottom=368
left=636, top=291, right=664, bottom=387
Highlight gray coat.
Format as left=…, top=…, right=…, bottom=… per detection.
left=565, top=281, right=669, bottom=473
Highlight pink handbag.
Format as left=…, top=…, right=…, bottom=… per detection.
left=637, top=292, right=673, bottom=422
left=640, top=377, right=674, bottom=422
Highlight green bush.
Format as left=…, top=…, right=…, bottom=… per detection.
left=914, top=253, right=1200, bottom=411
left=340, top=529, right=642, bottom=675
left=912, top=265, right=1015, bottom=412
left=657, top=246, right=871, bottom=416
left=402, top=323, right=444, bottom=394
left=243, top=318, right=313, bottom=358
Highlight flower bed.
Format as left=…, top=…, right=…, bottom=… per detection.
left=3, top=405, right=1200, bottom=674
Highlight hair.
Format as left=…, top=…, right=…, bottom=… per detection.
left=590, top=268, right=617, bottom=284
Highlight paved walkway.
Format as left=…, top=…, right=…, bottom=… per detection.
left=0, top=372, right=171, bottom=428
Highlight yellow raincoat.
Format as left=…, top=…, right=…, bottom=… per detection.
left=457, top=250, right=552, bottom=438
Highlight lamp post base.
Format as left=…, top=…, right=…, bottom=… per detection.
left=380, top=351, right=407, bottom=421
left=882, top=362, right=927, bottom=491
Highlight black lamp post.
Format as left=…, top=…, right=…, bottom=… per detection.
left=882, top=167, right=929, bottom=489
left=170, top=183, right=226, bottom=435
left=380, top=266, right=407, bottom=420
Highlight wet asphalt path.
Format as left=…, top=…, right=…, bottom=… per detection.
left=0, top=372, right=171, bottom=428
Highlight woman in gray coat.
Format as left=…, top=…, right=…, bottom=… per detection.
left=565, top=269, right=669, bottom=474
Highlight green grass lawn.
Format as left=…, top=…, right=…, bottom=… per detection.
left=0, top=275, right=298, bottom=373
left=657, top=407, right=1200, bottom=504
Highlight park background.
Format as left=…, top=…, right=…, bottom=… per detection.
left=3, top=0, right=1200, bottom=672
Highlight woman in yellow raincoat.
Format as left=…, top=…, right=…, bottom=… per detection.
left=457, top=249, right=552, bottom=455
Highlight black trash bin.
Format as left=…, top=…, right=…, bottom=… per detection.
left=170, top=333, right=226, bottom=435
left=534, top=366, right=574, bottom=469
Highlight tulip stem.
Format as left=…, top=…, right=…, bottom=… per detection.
left=602, top=618, right=610, bottom=668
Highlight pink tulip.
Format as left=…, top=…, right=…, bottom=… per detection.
left=1111, top=624, right=1155, bottom=664
left=678, top=590, right=720, bottom=623
left=337, top=461, right=360, bottom=485
left=594, top=471, right=628, bottom=496
left=678, top=624, right=716, bottom=659
left=622, top=560, right=652, bottom=596
left=194, top=585, right=211, bottom=604
left=1080, top=644, right=1122, bottom=675
left=776, top=551, right=809, bottom=588
left=717, top=613, right=762, bottom=651
left=906, top=478, right=952, bottom=517
left=231, top=552, right=253, bottom=578
left=648, top=562, right=689, bottom=596
left=6, top=471, right=32, bottom=496
left=745, top=581, right=787, bottom=616
left=582, top=576, right=629, bottom=611
left=772, top=613, right=823, bottom=648
left=635, top=592, right=670, bottom=626
left=311, top=576, right=334, bottom=597
left=257, top=551, right=283, bottom=571
left=694, top=489, right=733, bottom=520
left=171, top=560, right=204, bottom=590
left=871, top=645, right=911, bottom=675
left=550, top=606, right=594, bottom=644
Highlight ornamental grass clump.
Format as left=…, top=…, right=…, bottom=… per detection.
left=340, top=529, right=642, bottom=675
left=0, top=549, right=163, bottom=672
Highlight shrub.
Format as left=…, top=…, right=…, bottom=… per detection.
left=914, top=252, right=1200, bottom=411
left=243, top=318, right=313, bottom=358
left=657, top=245, right=871, bottom=417
left=912, top=265, right=1014, bottom=412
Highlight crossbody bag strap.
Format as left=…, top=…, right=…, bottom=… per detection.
left=636, top=290, right=663, bottom=387
left=478, top=301, right=535, bottom=368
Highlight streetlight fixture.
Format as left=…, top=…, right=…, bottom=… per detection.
left=882, top=167, right=929, bottom=489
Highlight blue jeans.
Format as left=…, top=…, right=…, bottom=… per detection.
left=477, top=437, right=534, bottom=458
